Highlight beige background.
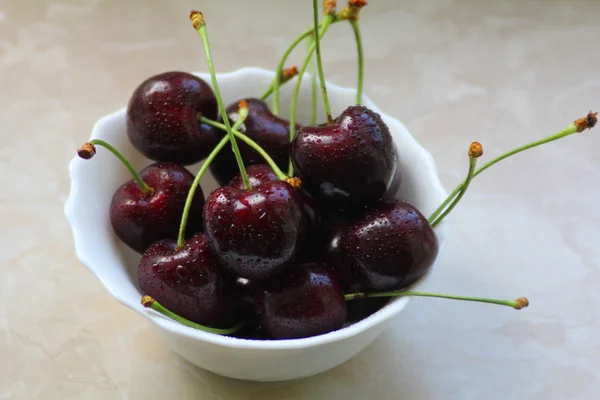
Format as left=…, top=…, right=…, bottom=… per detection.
left=2, top=0, right=600, bottom=399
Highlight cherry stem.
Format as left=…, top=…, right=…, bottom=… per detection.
left=260, top=66, right=299, bottom=101
left=201, top=117, right=289, bottom=181
left=80, top=139, right=152, bottom=195
left=313, top=0, right=333, bottom=125
left=191, top=11, right=250, bottom=191
left=344, top=291, right=529, bottom=310
left=177, top=103, right=250, bottom=249
left=270, top=13, right=343, bottom=115
left=288, top=15, right=335, bottom=176
left=142, top=296, right=246, bottom=335
left=272, top=27, right=314, bottom=115
left=430, top=142, right=482, bottom=228
left=428, top=113, right=598, bottom=225
left=349, top=20, right=364, bottom=105
left=308, top=35, right=318, bottom=125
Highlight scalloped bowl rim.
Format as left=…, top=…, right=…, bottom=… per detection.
left=64, top=66, right=448, bottom=350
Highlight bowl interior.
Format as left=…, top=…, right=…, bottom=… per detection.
left=65, top=67, right=447, bottom=349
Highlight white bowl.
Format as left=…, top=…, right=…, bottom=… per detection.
left=64, top=67, right=448, bottom=382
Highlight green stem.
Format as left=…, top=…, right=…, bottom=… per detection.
left=142, top=296, right=246, bottom=335
left=260, top=83, right=276, bottom=102
left=428, top=122, right=580, bottom=224
left=308, top=35, right=318, bottom=125
left=344, top=291, right=529, bottom=310
left=200, top=117, right=289, bottom=181
left=88, top=139, right=152, bottom=195
left=192, top=12, right=250, bottom=190
left=260, top=68, right=297, bottom=101
left=313, top=0, right=333, bottom=124
left=430, top=157, right=477, bottom=228
left=177, top=102, right=248, bottom=249
left=272, top=26, right=315, bottom=115
left=177, top=105, right=250, bottom=248
left=288, top=15, right=335, bottom=176
left=269, top=14, right=343, bottom=115
left=177, top=136, right=228, bottom=248
left=349, top=20, right=364, bottom=105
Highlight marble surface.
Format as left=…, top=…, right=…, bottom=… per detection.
left=1, top=0, right=599, bottom=398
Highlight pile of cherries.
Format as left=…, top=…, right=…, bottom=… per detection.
left=78, top=3, right=596, bottom=340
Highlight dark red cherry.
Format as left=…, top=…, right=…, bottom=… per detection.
left=339, top=201, right=438, bottom=292
left=137, top=233, right=231, bottom=326
left=291, top=105, right=397, bottom=210
left=110, top=162, right=204, bottom=254
left=210, top=98, right=298, bottom=186
left=229, top=164, right=320, bottom=246
left=296, top=212, right=389, bottom=324
left=229, top=163, right=279, bottom=189
left=203, top=180, right=306, bottom=281
left=127, top=71, right=219, bottom=165
left=254, top=263, right=347, bottom=339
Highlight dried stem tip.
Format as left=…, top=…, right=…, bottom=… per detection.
left=285, top=177, right=302, bottom=189
left=339, top=0, right=368, bottom=20
left=238, top=99, right=248, bottom=110
left=468, top=141, right=483, bottom=158
left=514, top=297, right=529, bottom=310
left=324, top=0, right=337, bottom=16
left=141, top=295, right=155, bottom=308
left=574, top=111, right=598, bottom=133
left=189, top=10, right=204, bottom=29
left=77, top=142, right=96, bottom=159
left=281, top=66, right=299, bottom=82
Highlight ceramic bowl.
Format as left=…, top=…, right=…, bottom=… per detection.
left=65, top=67, right=448, bottom=382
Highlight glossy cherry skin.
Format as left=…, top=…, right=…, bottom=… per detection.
left=254, top=263, right=347, bottom=339
left=291, top=105, right=397, bottom=210
left=230, top=164, right=320, bottom=244
left=210, top=98, right=297, bottom=186
left=316, top=211, right=390, bottom=322
left=138, top=234, right=230, bottom=325
left=229, top=163, right=279, bottom=189
left=339, top=201, right=438, bottom=292
left=127, top=71, right=219, bottom=165
left=109, top=162, right=204, bottom=254
left=203, top=180, right=306, bottom=281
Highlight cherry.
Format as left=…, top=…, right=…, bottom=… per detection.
left=291, top=105, right=397, bottom=210
left=230, top=164, right=319, bottom=228
left=203, top=180, right=306, bottom=281
left=297, top=210, right=389, bottom=321
left=337, top=200, right=438, bottom=292
left=138, top=233, right=231, bottom=326
left=315, top=211, right=389, bottom=321
left=126, top=71, right=220, bottom=165
left=78, top=141, right=204, bottom=254
left=210, top=98, right=298, bottom=186
left=109, top=162, right=204, bottom=254
left=254, top=263, right=347, bottom=339
left=229, top=163, right=279, bottom=189
left=230, top=164, right=321, bottom=263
